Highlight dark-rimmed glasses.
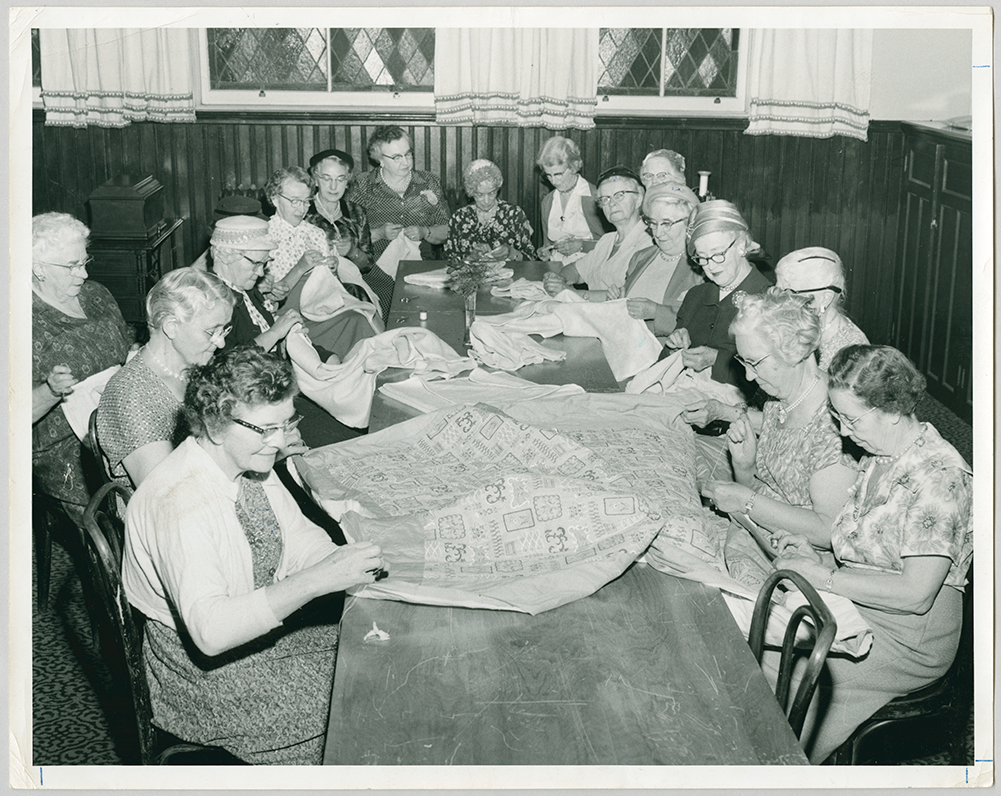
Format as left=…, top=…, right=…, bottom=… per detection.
left=231, top=414, right=303, bottom=444
left=241, top=254, right=272, bottom=268
left=692, top=238, right=736, bottom=267
left=383, top=150, right=414, bottom=163
left=596, top=190, right=639, bottom=208
left=786, top=285, right=843, bottom=295
left=644, top=216, right=687, bottom=233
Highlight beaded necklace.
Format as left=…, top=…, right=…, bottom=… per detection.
left=777, top=374, right=820, bottom=424
left=145, top=344, right=185, bottom=382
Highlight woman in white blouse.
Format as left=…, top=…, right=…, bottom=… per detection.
left=535, top=136, right=606, bottom=265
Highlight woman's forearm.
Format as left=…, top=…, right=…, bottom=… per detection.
left=425, top=224, right=448, bottom=245
left=744, top=493, right=834, bottom=548
left=829, top=557, right=953, bottom=615
left=254, top=326, right=286, bottom=353
left=32, top=382, right=61, bottom=424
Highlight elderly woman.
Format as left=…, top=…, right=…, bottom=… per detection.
left=304, top=149, right=394, bottom=322
left=443, top=159, right=536, bottom=262
left=639, top=149, right=687, bottom=189
left=535, top=136, right=606, bottom=264
left=700, top=289, right=859, bottom=584
left=122, top=345, right=383, bottom=764
left=663, top=200, right=772, bottom=391
left=32, top=212, right=132, bottom=524
left=97, top=268, right=236, bottom=488
left=543, top=166, right=652, bottom=300
left=606, top=181, right=703, bottom=335
left=775, top=247, right=869, bottom=370
left=348, top=125, right=450, bottom=261
left=772, top=344, right=972, bottom=763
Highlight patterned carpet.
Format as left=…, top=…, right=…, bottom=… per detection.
left=30, top=392, right=976, bottom=767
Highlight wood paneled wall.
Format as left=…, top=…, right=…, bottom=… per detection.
left=32, top=110, right=905, bottom=344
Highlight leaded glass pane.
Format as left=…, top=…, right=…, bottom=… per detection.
left=329, top=28, right=434, bottom=92
left=208, top=28, right=327, bottom=91
left=598, top=28, right=661, bottom=94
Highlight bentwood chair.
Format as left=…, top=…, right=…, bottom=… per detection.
left=748, top=569, right=838, bottom=740
left=827, top=562, right=975, bottom=765
left=82, top=483, right=247, bottom=765
left=84, top=408, right=114, bottom=486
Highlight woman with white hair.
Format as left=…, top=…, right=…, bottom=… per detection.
left=775, top=246, right=868, bottom=370
left=639, top=148, right=687, bottom=189
left=443, top=159, right=536, bottom=262
left=32, top=212, right=132, bottom=524
left=97, top=267, right=237, bottom=488
left=535, top=136, right=606, bottom=264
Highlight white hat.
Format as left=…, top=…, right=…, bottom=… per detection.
left=210, top=215, right=277, bottom=251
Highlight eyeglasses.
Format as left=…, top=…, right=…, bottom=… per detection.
left=318, top=174, right=349, bottom=186
left=231, top=413, right=303, bottom=444
left=734, top=352, right=771, bottom=372
left=545, top=168, right=571, bottom=180
left=829, top=404, right=875, bottom=430
left=644, top=216, right=687, bottom=233
left=203, top=324, right=233, bottom=342
left=641, top=171, right=677, bottom=184
left=383, top=150, right=414, bottom=163
left=278, top=194, right=311, bottom=208
left=596, top=190, right=639, bottom=208
left=241, top=254, right=272, bottom=268
left=692, top=238, right=737, bottom=267
left=35, top=257, right=93, bottom=271
left=786, top=285, right=843, bottom=295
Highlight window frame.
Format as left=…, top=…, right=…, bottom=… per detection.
left=195, top=28, right=747, bottom=116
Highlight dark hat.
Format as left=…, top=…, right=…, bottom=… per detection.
left=596, top=165, right=642, bottom=188
left=214, top=194, right=263, bottom=218
left=309, top=148, right=355, bottom=172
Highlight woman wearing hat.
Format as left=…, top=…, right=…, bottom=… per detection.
left=606, top=181, right=703, bottom=336
left=443, top=159, right=536, bottom=262
left=775, top=246, right=868, bottom=370
left=543, top=166, right=652, bottom=300
left=663, top=199, right=771, bottom=390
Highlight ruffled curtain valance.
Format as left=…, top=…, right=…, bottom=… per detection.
left=434, top=28, right=598, bottom=130
left=39, top=29, right=196, bottom=128
left=745, top=29, right=873, bottom=141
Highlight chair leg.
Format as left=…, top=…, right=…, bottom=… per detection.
left=33, top=502, right=53, bottom=610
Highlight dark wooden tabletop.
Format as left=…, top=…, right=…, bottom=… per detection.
left=323, top=563, right=808, bottom=766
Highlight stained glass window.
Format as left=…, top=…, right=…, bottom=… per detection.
left=599, top=28, right=740, bottom=97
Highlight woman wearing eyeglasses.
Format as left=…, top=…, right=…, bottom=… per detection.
left=348, top=126, right=451, bottom=262
left=32, top=212, right=132, bottom=525
left=543, top=166, right=653, bottom=299
left=639, top=149, right=687, bottom=189
left=123, top=345, right=383, bottom=764
left=605, top=181, right=703, bottom=336
left=97, top=268, right=236, bottom=489
left=662, top=200, right=771, bottom=390
left=535, top=136, right=606, bottom=265
left=771, top=344, right=971, bottom=763
left=699, top=288, right=858, bottom=587
left=775, top=247, right=868, bottom=370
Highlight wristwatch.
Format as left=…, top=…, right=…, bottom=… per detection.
left=823, top=569, right=837, bottom=592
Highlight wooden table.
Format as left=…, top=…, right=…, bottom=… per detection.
left=372, top=260, right=621, bottom=430
left=324, top=564, right=807, bottom=765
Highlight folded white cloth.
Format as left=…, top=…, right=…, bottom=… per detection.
left=469, top=291, right=661, bottom=381
left=490, top=278, right=550, bottom=302
left=60, top=364, right=121, bottom=440
left=376, top=231, right=421, bottom=281
left=627, top=349, right=746, bottom=406
left=467, top=322, right=567, bottom=371
left=286, top=327, right=473, bottom=428
left=379, top=367, right=585, bottom=414
left=403, top=265, right=515, bottom=289
left=299, top=264, right=384, bottom=333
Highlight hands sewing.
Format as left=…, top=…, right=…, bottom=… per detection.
left=45, top=364, right=77, bottom=398
left=701, top=480, right=755, bottom=515
left=664, top=327, right=719, bottom=373
left=543, top=271, right=570, bottom=297
left=772, top=532, right=831, bottom=588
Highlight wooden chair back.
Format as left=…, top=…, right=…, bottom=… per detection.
left=84, top=408, right=115, bottom=486
left=748, top=569, right=838, bottom=739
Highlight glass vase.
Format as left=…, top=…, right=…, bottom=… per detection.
left=463, top=291, right=477, bottom=346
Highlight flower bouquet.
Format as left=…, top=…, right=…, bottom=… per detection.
left=446, top=257, right=494, bottom=345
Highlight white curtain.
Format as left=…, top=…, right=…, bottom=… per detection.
left=434, top=29, right=598, bottom=130
left=745, top=29, right=873, bottom=141
left=39, top=29, right=196, bottom=128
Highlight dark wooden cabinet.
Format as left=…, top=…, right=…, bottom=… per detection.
left=893, top=123, right=972, bottom=422
left=87, top=219, right=184, bottom=323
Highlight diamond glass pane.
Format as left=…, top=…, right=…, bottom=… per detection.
left=208, top=28, right=327, bottom=91
left=330, top=28, right=434, bottom=92
left=31, top=28, right=41, bottom=87
left=599, top=28, right=739, bottom=98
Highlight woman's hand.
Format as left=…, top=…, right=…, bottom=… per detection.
left=315, top=541, right=386, bottom=591
left=773, top=532, right=820, bottom=562
left=376, top=223, right=404, bottom=242
left=681, top=345, right=718, bottom=372
left=277, top=427, right=310, bottom=459
left=554, top=237, right=583, bottom=256
left=625, top=297, right=657, bottom=319
left=403, top=225, right=427, bottom=242
left=333, top=237, right=352, bottom=257
left=483, top=244, right=512, bottom=261
left=702, top=480, right=755, bottom=515
left=726, top=411, right=757, bottom=471
left=605, top=283, right=623, bottom=301
left=46, top=364, right=77, bottom=398
left=664, top=327, right=691, bottom=350
left=543, top=271, right=570, bottom=297
left=537, top=245, right=553, bottom=262
left=774, top=553, right=830, bottom=589
left=266, top=278, right=292, bottom=303
left=273, top=309, right=305, bottom=339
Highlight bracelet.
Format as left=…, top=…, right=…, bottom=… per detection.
left=823, top=569, right=837, bottom=592
left=582, top=290, right=590, bottom=301
left=743, top=490, right=756, bottom=517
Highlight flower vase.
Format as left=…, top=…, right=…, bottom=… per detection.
left=463, top=291, right=477, bottom=346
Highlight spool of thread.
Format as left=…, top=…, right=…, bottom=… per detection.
left=419, top=310, right=428, bottom=322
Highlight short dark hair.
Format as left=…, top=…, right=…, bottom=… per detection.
left=828, top=344, right=926, bottom=416
left=367, top=125, right=411, bottom=162
left=184, top=344, right=298, bottom=438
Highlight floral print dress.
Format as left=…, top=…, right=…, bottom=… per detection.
left=443, top=200, right=537, bottom=261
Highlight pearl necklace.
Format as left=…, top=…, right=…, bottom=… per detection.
left=657, top=248, right=683, bottom=262
left=777, top=374, right=820, bottom=423
left=146, top=345, right=186, bottom=382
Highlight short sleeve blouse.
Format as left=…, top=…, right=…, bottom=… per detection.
left=442, top=200, right=537, bottom=261
left=832, top=423, right=972, bottom=591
